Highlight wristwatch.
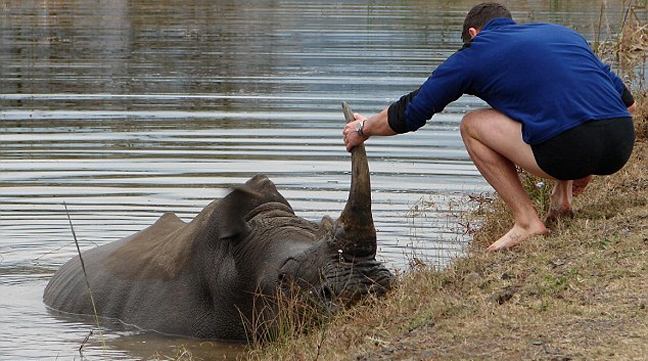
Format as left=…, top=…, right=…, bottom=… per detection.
left=355, top=119, right=369, bottom=138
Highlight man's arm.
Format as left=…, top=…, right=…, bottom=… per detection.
left=342, top=49, right=472, bottom=152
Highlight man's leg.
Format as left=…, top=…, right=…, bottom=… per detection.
left=460, top=109, right=550, bottom=251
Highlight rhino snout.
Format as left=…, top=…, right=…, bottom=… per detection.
left=321, top=259, right=394, bottom=304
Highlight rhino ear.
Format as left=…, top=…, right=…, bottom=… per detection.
left=217, top=187, right=259, bottom=242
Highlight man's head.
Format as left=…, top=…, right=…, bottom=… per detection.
left=461, top=3, right=512, bottom=43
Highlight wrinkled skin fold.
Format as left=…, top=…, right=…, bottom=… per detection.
left=43, top=103, right=395, bottom=341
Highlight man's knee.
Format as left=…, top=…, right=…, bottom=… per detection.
left=460, top=109, right=485, bottom=137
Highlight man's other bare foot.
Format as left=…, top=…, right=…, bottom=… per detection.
left=547, top=179, right=576, bottom=225
left=486, top=223, right=548, bottom=252
left=545, top=206, right=574, bottom=224
left=572, top=175, right=592, bottom=196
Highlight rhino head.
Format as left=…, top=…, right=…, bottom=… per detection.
left=266, top=103, right=394, bottom=305
left=271, top=103, right=393, bottom=307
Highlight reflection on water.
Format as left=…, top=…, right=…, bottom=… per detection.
left=0, top=0, right=631, bottom=360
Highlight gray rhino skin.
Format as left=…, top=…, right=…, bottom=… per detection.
left=43, top=103, right=394, bottom=341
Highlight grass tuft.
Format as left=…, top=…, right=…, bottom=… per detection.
left=242, top=282, right=333, bottom=348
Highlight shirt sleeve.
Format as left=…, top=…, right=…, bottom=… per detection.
left=605, top=66, right=635, bottom=107
left=387, top=50, right=472, bottom=134
left=387, top=88, right=420, bottom=134
left=621, top=83, right=635, bottom=107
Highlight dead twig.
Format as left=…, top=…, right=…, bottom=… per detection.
left=79, top=329, right=93, bottom=354
left=63, top=202, right=105, bottom=352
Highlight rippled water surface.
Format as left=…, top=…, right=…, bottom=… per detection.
left=0, top=0, right=631, bottom=359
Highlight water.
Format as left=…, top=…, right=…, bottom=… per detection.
left=0, top=0, right=632, bottom=359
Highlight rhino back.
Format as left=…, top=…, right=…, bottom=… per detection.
left=43, top=239, right=242, bottom=338
left=43, top=237, right=128, bottom=314
left=43, top=212, right=216, bottom=333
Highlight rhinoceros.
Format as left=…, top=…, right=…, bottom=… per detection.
left=43, top=102, right=395, bottom=341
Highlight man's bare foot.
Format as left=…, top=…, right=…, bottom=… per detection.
left=572, top=175, right=592, bottom=196
left=545, top=206, right=574, bottom=224
left=486, top=223, right=548, bottom=252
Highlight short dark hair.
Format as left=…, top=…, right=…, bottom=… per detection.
left=461, top=3, right=512, bottom=43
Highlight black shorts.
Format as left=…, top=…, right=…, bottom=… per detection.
left=531, top=117, right=635, bottom=180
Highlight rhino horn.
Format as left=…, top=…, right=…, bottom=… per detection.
left=335, top=102, right=377, bottom=258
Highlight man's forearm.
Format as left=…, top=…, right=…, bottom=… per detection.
left=362, top=107, right=397, bottom=137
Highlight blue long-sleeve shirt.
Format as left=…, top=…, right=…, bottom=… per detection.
left=388, top=18, right=634, bottom=145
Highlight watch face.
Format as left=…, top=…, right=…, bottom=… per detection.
left=355, top=119, right=366, bottom=136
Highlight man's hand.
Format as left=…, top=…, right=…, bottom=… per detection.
left=341, top=106, right=395, bottom=152
left=343, top=113, right=369, bottom=152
